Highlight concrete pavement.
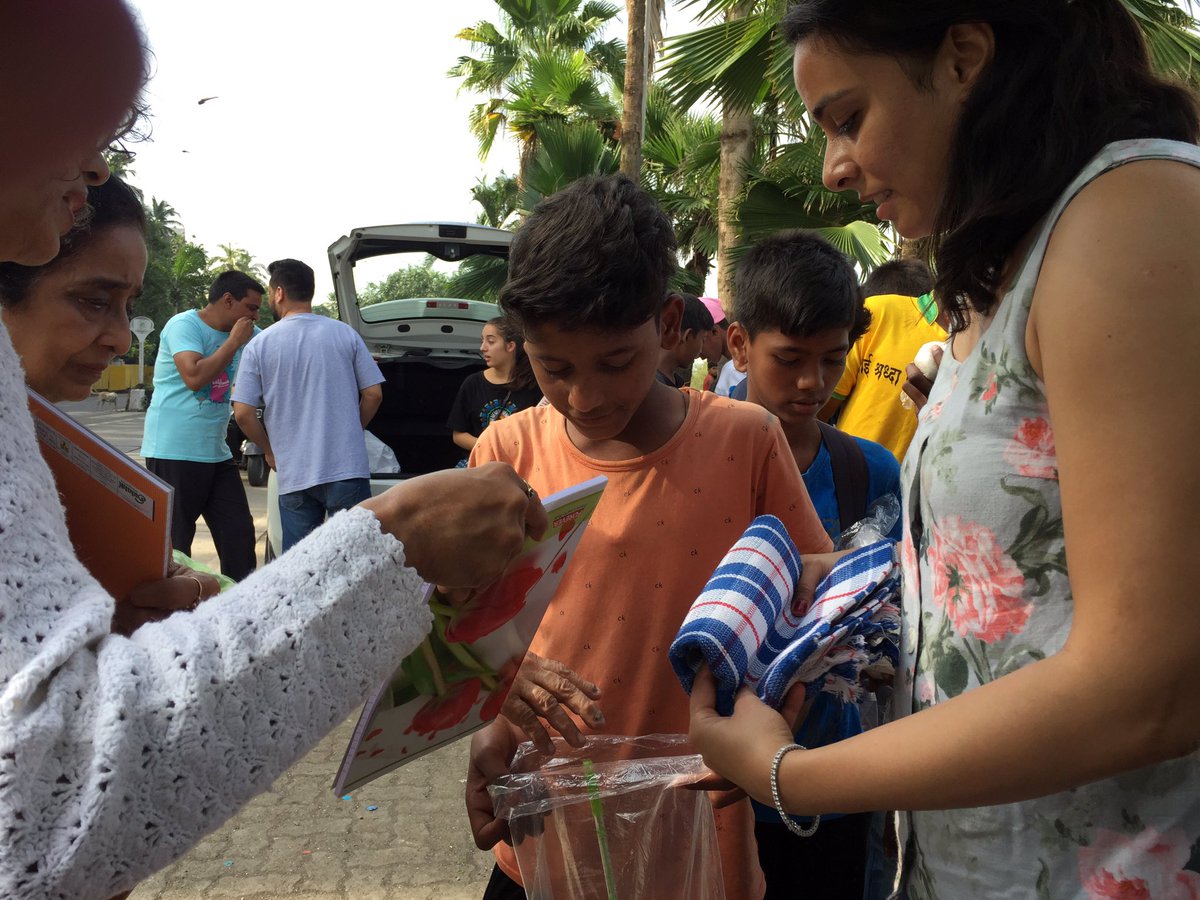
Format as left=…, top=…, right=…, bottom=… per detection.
left=57, top=401, right=496, bottom=900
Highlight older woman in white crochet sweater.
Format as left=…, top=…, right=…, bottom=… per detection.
left=0, top=5, right=546, bottom=898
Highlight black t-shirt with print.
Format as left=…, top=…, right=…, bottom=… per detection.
left=446, top=371, right=542, bottom=438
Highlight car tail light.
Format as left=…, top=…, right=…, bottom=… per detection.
left=425, top=300, right=469, bottom=310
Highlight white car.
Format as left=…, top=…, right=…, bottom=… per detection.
left=264, top=222, right=511, bottom=560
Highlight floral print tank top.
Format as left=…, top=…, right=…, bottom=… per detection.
left=896, top=140, right=1200, bottom=899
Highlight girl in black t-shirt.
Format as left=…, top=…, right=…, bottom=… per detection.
left=447, top=316, right=542, bottom=464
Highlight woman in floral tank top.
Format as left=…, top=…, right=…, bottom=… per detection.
left=687, top=2, right=1200, bottom=897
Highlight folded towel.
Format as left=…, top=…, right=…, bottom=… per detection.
left=670, top=516, right=899, bottom=715
left=668, top=515, right=803, bottom=715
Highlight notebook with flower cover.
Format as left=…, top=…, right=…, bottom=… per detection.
left=333, top=475, right=607, bottom=794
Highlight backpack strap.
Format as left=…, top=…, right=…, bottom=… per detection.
left=817, top=421, right=869, bottom=535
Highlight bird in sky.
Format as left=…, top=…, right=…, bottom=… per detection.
left=197, top=96, right=219, bottom=105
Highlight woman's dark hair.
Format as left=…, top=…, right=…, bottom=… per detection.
left=781, top=0, right=1200, bottom=330
left=499, top=174, right=678, bottom=332
left=0, top=174, right=146, bottom=310
left=487, top=314, right=538, bottom=392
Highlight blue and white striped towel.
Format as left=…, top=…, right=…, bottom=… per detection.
left=669, top=515, right=899, bottom=715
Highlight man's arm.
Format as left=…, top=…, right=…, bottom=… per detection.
left=359, top=384, right=383, bottom=429
left=452, top=431, right=477, bottom=452
left=174, top=317, right=256, bottom=392
left=232, top=402, right=274, bottom=470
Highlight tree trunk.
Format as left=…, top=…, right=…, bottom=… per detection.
left=716, top=1, right=756, bottom=308
left=619, top=0, right=648, bottom=178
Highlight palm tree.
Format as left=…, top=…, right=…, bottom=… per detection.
left=451, top=0, right=625, bottom=174
left=657, top=0, right=1200, bottom=299
left=618, top=0, right=667, bottom=176
left=470, top=173, right=521, bottom=230
left=445, top=174, right=522, bottom=302
left=642, top=85, right=722, bottom=291
left=148, top=197, right=181, bottom=234
left=209, top=243, right=265, bottom=281
left=500, top=47, right=622, bottom=174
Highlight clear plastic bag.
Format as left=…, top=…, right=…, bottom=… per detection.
left=837, top=493, right=901, bottom=550
left=488, top=734, right=727, bottom=900
left=364, top=429, right=400, bottom=474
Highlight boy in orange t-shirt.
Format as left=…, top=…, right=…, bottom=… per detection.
left=464, top=174, right=833, bottom=900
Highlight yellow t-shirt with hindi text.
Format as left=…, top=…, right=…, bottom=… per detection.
left=831, top=292, right=947, bottom=461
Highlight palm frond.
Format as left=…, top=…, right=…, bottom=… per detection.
left=658, top=14, right=776, bottom=111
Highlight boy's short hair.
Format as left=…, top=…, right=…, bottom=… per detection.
left=499, top=174, right=678, bottom=331
left=680, top=294, right=714, bottom=336
left=861, top=258, right=934, bottom=299
left=733, top=230, right=869, bottom=343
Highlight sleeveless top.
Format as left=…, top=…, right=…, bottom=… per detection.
left=895, top=139, right=1200, bottom=898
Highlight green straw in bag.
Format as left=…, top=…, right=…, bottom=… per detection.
left=582, top=759, right=617, bottom=900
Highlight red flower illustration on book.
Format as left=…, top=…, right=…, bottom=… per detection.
left=444, top=565, right=544, bottom=644
left=1078, top=827, right=1200, bottom=899
left=1003, top=416, right=1058, bottom=480
left=404, top=678, right=482, bottom=740
left=929, top=516, right=1031, bottom=642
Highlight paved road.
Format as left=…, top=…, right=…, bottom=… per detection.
left=58, top=401, right=496, bottom=900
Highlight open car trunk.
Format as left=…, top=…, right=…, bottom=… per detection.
left=368, top=355, right=483, bottom=477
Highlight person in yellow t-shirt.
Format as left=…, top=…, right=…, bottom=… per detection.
left=819, top=259, right=945, bottom=461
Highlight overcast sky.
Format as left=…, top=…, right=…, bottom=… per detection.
left=125, top=1, right=705, bottom=308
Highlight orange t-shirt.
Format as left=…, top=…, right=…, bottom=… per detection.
left=472, top=389, right=833, bottom=899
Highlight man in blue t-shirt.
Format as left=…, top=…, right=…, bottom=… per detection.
left=142, top=270, right=264, bottom=580
left=232, top=259, right=384, bottom=553
left=726, top=231, right=901, bottom=900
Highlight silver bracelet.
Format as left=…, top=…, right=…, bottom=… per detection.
left=770, top=743, right=820, bottom=837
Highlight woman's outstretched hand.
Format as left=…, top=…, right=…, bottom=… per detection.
left=687, top=667, right=806, bottom=807
left=362, top=462, right=548, bottom=589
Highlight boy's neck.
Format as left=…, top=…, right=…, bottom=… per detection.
left=783, top=417, right=823, bottom=472
left=565, top=382, right=688, bottom=462
left=657, top=349, right=682, bottom=382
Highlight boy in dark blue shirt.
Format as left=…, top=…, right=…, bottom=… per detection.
left=727, top=230, right=901, bottom=900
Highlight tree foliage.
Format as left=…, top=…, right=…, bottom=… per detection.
left=655, top=0, right=1200, bottom=284
left=451, top=0, right=625, bottom=172
left=358, top=258, right=455, bottom=306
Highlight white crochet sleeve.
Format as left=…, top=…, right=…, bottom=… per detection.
left=0, top=329, right=432, bottom=899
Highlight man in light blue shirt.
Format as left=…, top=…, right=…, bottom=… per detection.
left=233, top=259, right=384, bottom=552
left=142, top=270, right=264, bottom=580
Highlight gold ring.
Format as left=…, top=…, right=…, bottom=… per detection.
left=186, top=575, right=205, bottom=610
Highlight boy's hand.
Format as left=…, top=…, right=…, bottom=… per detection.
left=792, top=550, right=853, bottom=614
left=901, top=343, right=943, bottom=412
left=502, top=652, right=604, bottom=753
left=465, top=720, right=521, bottom=850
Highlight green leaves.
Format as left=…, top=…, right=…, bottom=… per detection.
left=519, top=120, right=620, bottom=208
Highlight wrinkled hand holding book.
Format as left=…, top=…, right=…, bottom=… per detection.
left=669, top=516, right=900, bottom=716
